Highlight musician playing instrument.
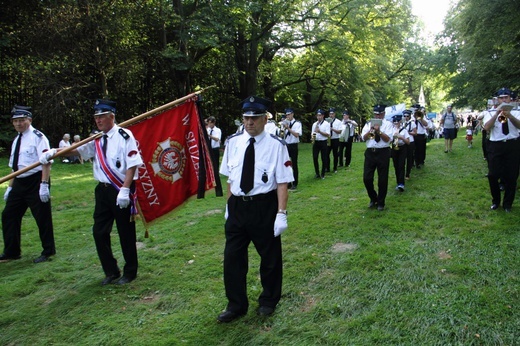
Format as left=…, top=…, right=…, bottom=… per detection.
left=402, top=110, right=416, bottom=180
left=482, top=87, right=520, bottom=212
left=311, top=109, right=331, bottom=179
left=326, top=108, right=343, bottom=173
left=412, top=104, right=429, bottom=169
left=338, top=110, right=358, bottom=168
left=360, top=104, right=394, bottom=211
left=390, top=115, right=410, bottom=192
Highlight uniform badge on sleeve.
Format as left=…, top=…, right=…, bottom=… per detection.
left=284, top=161, right=292, bottom=167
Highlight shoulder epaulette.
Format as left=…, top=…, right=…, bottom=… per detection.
left=118, top=128, right=130, bottom=140
left=33, top=129, right=43, bottom=138
left=227, top=131, right=243, bottom=141
left=270, top=133, right=287, bottom=145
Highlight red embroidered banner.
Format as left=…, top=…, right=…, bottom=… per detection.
left=128, top=98, right=215, bottom=224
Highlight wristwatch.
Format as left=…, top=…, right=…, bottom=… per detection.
left=278, top=209, right=287, bottom=215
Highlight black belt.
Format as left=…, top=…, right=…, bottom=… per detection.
left=235, top=190, right=276, bottom=202
left=493, top=137, right=518, bottom=143
left=98, top=182, right=113, bottom=187
left=367, top=147, right=390, bottom=152
left=315, top=140, right=327, bottom=143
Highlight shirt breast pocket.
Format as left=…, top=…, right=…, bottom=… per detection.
left=256, top=162, right=274, bottom=184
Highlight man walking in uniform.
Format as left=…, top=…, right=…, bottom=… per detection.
left=338, top=110, right=357, bottom=168
left=327, top=108, right=342, bottom=173
left=282, top=108, right=302, bottom=190
left=217, top=96, right=293, bottom=323
left=1, top=105, right=55, bottom=263
left=361, top=105, right=394, bottom=211
left=483, top=87, right=520, bottom=212
left=311, top=109, right=331, bottom=179
left=40, top=99, right=143, bottom=284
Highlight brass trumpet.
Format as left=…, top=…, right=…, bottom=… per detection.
left=311, top=132, right=316, bottom=144
left=498, top=113, right=508, bottom=123
left=414, top=109, right=424, bottom=120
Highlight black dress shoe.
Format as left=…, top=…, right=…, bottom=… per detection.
left=377, top=205, right=385, bottom=211
left=101, top=274, right=121, bottom=286
left=368, top=201, right=377, bottom=208
left=257, top=306, right=275, bottom=316
left=115, top=276, right=134, bottom=285
left=33, top=255, right=50, bottom=263
left=490, top=204, right=499, bottom=210
left=217, top=310, right=245, bottom=323
left=0, top=253, right=21, bottom=262
left=504, top=207, right=512, bottom=213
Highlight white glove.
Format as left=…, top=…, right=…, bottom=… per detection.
left=39, top=183, right=50, bottom=203
left=116, top=187, right=130, bottom=209
left=4, top=186, right=12, bottom=201
left=39, top=149, right=57, bottom=165
left=224, top=204, right=229, bottom=220
left=274, top=212, right=288, bottom=237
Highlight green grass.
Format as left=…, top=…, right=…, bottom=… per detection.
left=0, top=133, right=518, bottom=345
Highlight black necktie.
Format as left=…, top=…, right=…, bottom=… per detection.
left=502, top=122, right=509, bottom=135
left=240, top=137, right=255, bottom=194
left=210, top=129, right=213, bottom=136
left=374, top=130, right=381, bottom=143
left=12, top=133, right=22, bottom=171
left=102, top=135, right=108, bottom=157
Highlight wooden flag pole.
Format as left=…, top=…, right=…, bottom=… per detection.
left=0, top=87, right=214, bottom=185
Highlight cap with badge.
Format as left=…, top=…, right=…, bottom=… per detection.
left=329, top=107, right=336, bottom=113
left=316, top=109, right=325, bottom=115
left=240, top=96, right=271, bottom=116
left=342, top=110, right=349, bottom=115
left=373, top=104, right=386, bottom=114
left=11, top=105, right=33, bottom=119
left=392, top=115, right=403, bottom=122
left=285, top=108, right=294, bottom=115
left=496, top=87, right=512, bottom=97
left=94, top=99, right=117, bottom=116
left=402, top=109, right=412, bottom=116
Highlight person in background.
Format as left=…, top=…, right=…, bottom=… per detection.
left=327, top=108, right=342, bottom=173
left=40, top=99, right=143, bottom=284
left=59, top=133, right=71, bottom=163
left=338, top=110, right=357, bottom=169
left=482, top=87, right=520, bottom=212
left=402, top=110, right=416, bottom=180
left=466, top=125, right=473, bottom=148
left=71, top=135, right=84, bottom=164
left=206, top=116, right=223, bottom=197
left=217, top=96, right=293, bottom=323
left=389, top=114, right=410, bottom=191
left=360, top=104, right=394, bottom=211
left=282, top=108, right=302, bottom=190
left=412, top=104, right=429, bottom=168
left=1, top=105, right=55, bottom=263
left=440, top=105, right=457, bottom=153
left=311, top=109, right=331, bottom=179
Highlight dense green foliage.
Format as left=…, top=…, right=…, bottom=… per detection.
left=1, top=0, right=518, bottom=145
left=0, top=134, right=518, bottom=345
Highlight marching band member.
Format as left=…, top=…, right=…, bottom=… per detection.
left=338, top=110, right=357, bottom=168
left=412, top=104, right=429, bottom=169
left=282, top=108, right=302, bottom=190
left=390, top=115, right=410, bottom=191
left=311, top=109, right=331, bottom=179
left=483, top=87, right=520, bottom=212
left=327, top=108, right=343, bottom=173
left=402, top=109, right=416, bottom=180
left=361, top=104, right=394, bottom=211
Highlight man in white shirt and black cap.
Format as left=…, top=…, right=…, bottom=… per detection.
left=360, top=104, right=394, bottom=211
left=282, top=108, right=302, bottom=190
left=327, top=107, right=343, bottom=173
left=338, top=109, right=357, bottom=168
left=483, top=87, right=520, bottom=212
left=311, top=109, right=331, bottom=179
left=217, top=96, right=293, bottom=323
left=1, top=105, right=55, bottom=263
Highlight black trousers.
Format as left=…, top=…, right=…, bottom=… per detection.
left=286, top=143, right=299, bottom=187
left=210, top=147, right=223, bottom=196
left=338, top=137, right=354, bottom=167
left=224, top=191, right=281, bottom=313
left=481, top=129, right=489, bottom=160
left=405, top=142, right=415, bottom=178
left=327, top=138, right=340, bottom=171
left=313, top=140, right=328, bottom=176
left=487, top=139, right=520, bottom=208
left=414, top=134, right=426, bottom=166
left=2, top=172, right=55, bottom=257
left=391, top=145, right=407, bottom=185
left=93, top=183, right=138, bottom=279
left=363, top=147, right=391, bottom=206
